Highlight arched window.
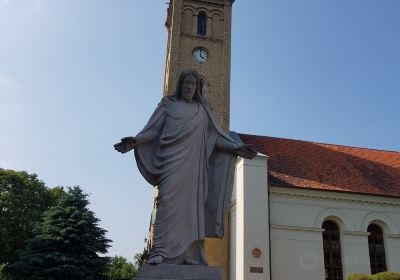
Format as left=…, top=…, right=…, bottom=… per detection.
left=197, top=12, right=206, bottom=36
left=323, top=221, right=343, bottom=280
left=368, top=224, right=387, bottom=274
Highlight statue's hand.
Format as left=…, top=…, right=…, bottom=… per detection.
left=114, top=137, right=138, bottom=154
left=235, top=144, right=258, bottom=159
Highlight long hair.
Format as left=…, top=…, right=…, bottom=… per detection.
left=175, top=69, right=204, bottom=103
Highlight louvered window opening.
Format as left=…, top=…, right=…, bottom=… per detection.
left=368, top=224, right=387, bottom=274
left=323, top=221, right=343, bottom=280
left=197, top=13, right=206, bottom=36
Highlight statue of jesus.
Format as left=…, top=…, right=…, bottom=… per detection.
left=114, top=69, right=256, bottom=265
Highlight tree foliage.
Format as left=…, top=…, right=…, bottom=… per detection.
left=0, top=168, right=53, bottom=263
left=9, top=186, right=111, bottom=280
left=106, top=256, right=139, bottom=280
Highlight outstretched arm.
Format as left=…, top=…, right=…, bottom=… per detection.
left=114, top=129, right=160, bottom=154
left=215, top=136, right=239, bottom=153
left=234, top=144, right=258, bottom=159
left=114, top=98, right=168, bottom=154
left=215, top=136, right=258, bottom=159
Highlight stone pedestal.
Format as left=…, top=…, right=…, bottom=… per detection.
left=137, top=264, right=223, bottom=280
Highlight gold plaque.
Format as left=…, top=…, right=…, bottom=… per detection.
left=252, top=247, right=262, bottom=258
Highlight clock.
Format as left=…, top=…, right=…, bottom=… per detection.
left=192, top=48, right=208, bottom=63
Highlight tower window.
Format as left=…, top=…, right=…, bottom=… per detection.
left=322, top=221, right=343, bottom=280
left=368, top=224, right=387, bottom=274
left=197, top=12, right=207, bottom=36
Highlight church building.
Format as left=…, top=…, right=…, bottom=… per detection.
left=159, top=1, right=400, bottom=279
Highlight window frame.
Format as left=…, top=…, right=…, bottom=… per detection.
left=322, top=220, right=344, bottom=280
left=197, top=12, right=207, bottom=36
left=368, top=224, right=387, bottom=274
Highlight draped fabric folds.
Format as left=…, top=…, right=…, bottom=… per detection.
left=134, top=96, right=237, bottom=260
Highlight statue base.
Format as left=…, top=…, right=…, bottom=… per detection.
left=137, top=264, right=223, bottom=280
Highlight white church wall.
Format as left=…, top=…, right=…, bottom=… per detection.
left=270, top=186, right=400, bottom=280
left=231, top=160, right=244, bottom=280
left=385, top=235, right=400, bottom=272
left=270, top=225, right=325, bottom=280
left=230, top=164, right=240, bottom=280
left=341, top=232, right=371, bottom=276
left=230, top=203, right=237, bottom=280
left=231, top=155, right=270, bottom=280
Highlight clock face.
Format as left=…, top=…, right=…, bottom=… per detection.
left=192, top=48, right=208, bottom=63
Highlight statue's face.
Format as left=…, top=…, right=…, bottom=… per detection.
left=181, top=75, right=197, bottom=102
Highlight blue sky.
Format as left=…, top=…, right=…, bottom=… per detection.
left=1, top=0, right=399, bottom=262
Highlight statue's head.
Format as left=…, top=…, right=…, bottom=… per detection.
left=176, top=69, right=203, bottom=103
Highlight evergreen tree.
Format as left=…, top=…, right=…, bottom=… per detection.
left=9, top=187, right=111, bottom=280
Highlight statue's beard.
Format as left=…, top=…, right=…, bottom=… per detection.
left=183, top=91, right=195, bottom=101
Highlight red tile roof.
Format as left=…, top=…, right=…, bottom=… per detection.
left=239, top=134, right=400, bottom=198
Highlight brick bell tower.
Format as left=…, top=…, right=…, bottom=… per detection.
left=162, top=0, right=235, bottom=278
left=163, top=0, right=235, bottom=132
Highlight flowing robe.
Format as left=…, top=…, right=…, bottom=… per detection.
left=134, top=96, right=237, bottom=260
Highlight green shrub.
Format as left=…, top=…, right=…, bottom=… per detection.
left=347, top=273, right=373, bottom=280
left=373, top=272, right=400, bottom=280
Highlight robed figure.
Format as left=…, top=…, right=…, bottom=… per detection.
left=114, top=70, right=256, bottom=265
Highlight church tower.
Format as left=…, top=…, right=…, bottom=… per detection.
left=162, top=0, right=235, bottom=278
left=163, top=0, right=235, bottom=131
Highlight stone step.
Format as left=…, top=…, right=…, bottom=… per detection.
left=137, top=263, right=223, bottom=280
